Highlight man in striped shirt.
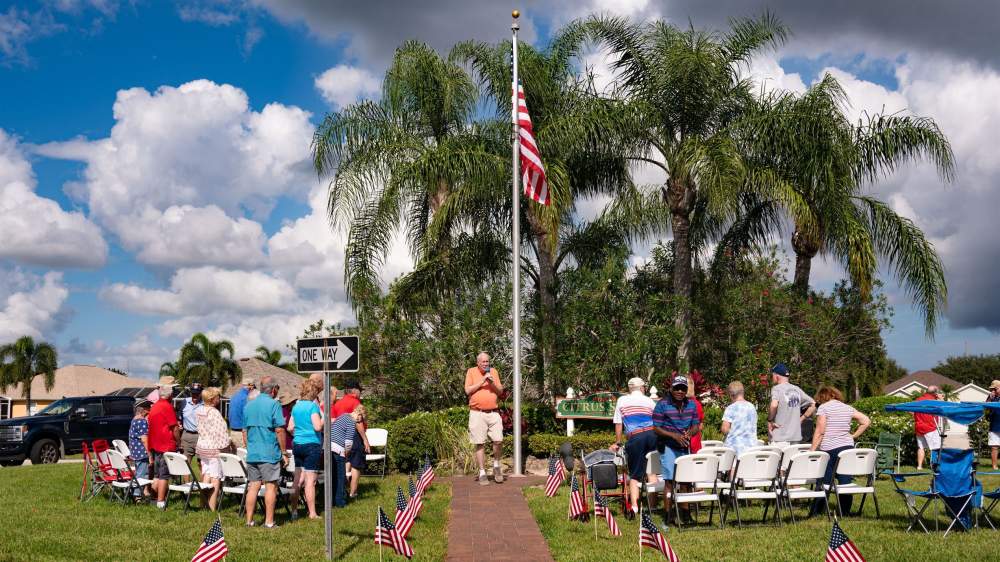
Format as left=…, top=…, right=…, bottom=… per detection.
left=652, top=375, right=700, bottom=519
left=610, top=377, right=657, bottom=516
left=330, top=405, right=364, bottom=507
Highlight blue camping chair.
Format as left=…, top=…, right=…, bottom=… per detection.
left=890, top=470, right=938, bottom=533
left=892, top=448, right=980, bottom=536
left=978, top=471, right=1000, bottom=530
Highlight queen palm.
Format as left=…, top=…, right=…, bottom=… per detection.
left=176, top=333, right=240, bottom=390
left=0, top=336, right=58, bottom=412
left=313, top=40, right=505, bottom=320
left=747, top=75, right=954, bottom=333
left=584, top=14, right=809, bottom=366
left=255, top=345, right=297, bottom=373
left=159, top=360, right=179, bottom=379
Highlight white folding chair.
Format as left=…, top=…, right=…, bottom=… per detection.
left=671, top=454, right=724, bottom=530
left=700, top=440, right=725, bottom=448
left=641, top=451, right=664, bottom=512
left=695, top=447, right=736, bottom=492
left=163, top=452, right=202, bottom=512
left=219, top=453, right=253, bottom=514
left=781, top=451, right=830, bottom=522
left=365, top=428, right=388, bottom=478
left=781, top=444, right=813, bottom=474
left=106, top=450, right=143, bottom=504
left=236, top=447, right=248, bottom=462
left=112, top=439, right=132, bottom=461
left=722, top=451, right=782, bottom=528
left=827, top=448, right=880, bottom=518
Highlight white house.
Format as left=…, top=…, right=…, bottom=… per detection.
left=883, top=370, right=990, bottom=435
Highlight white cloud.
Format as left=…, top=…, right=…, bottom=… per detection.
left=36, top=80, right=315, bottom=268
left=0, top=269, right=70, bottom=342
left=100, top=266, right=298, bottom=316
left=314, top=65, right=380, bottom=108
left=0, top=129, right=107, bottom=268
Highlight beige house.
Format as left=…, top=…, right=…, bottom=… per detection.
left=3, top=365, right=154, bottom=418
left=883, top=370, right=991, bottom=436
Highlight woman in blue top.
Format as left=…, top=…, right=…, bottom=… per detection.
left=721, top=381, right=758, bottom=457
left=287, top=379, right=323, bottom=519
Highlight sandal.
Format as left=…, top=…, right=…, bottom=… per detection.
left=263, top=522, right=279, bottom=529
left=245, top=521, right=256, bottom=527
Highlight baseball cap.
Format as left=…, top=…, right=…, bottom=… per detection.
left=345, top=378, right=363, bottom=391
left=771, top=363, right=789, bottom=377
left=627, top=377, right=646, bottom=390
left=189, top=383, right=203, bottom=395
left=671, top=375, right=689, bottom=389
left=990, top=380, right=1000, bottom=390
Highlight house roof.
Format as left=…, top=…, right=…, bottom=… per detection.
left=223, top=358, right=306, bottom=399
left=883, top=370, right=963, bottom=395
left=5, top=365, right=155, bottom=401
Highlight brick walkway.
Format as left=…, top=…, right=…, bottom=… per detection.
left=446, top=475, right=554, bottom=562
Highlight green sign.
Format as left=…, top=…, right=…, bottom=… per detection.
left=555, top=392, right=623, bottom=420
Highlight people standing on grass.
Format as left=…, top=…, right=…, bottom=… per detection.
left=179, top=383, right=205, bottom=478
left=768, top=363, right=815, bottom=445
left=652, top=375, right=700, bottom=520
left=464, top=352, right=505, bottom=486
left=148, top=379, right=180, bottom=510
left=914, top=385, right=942, bottom=470
left=610, top=376, right=657, bottom=517
left=988, top=381, right=1000, bottom=470
left=243, top=376, right=288, bottom=528
left=333, top=379, right=370, bottom=498
left=196, top=387, right=231, bottom=511
left=228, top=378, right=253, bottom=449
left=809, top=386, right=870, bottom=516
left=721, top=381, right=757, bottom=456
left=128, top=401, right=151, bottom=500
left=289, top=379, right=324, bottom=519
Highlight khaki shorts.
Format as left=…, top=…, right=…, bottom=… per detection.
left=180, top=431, right=199, bottom=458
left=469, top=410, right=503, bottom=445
left=230, top=430, right=246, bottom=449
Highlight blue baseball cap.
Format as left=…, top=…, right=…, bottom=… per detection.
left=671, top=375, right=689, bottom=389
left=771, top=363, right=789, bottom=377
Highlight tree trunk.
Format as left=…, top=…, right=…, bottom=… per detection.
left=528, top=211, right=558, bottom=397
left=791, top=226, right=820, bottom=298
left=665, top=178, right=696, bottom=369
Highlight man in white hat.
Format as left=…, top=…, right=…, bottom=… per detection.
left=988, top=380, right=1000, bottom=470
left=610, top=377, right=657, bottom=517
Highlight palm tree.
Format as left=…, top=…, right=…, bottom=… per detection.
left=313, top=40, right=504, bottom=320
left=0, top=336, right=58, bottom=412
left=742, top=74, right=954, bottom=333
left=584, top=14, right=803, bottom=366
left=159, top=361, right=179, bottom=379
left=256, top=345, right=298, bottom=373
left=175, top=333, right=240, bottom=390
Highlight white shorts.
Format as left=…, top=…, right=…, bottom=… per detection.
left=916, top=431, right=941, bottom=451
left=199, top=457, right=223, bottom=480
left=989, top=431, right=1000, bottom=447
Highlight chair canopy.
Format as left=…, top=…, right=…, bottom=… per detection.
left=884, top=400, right=984, bottom=426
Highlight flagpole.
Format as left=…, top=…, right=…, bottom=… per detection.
left=638, top=504, right=643, bottom=562
left=510, top=9, right=524, bottom=477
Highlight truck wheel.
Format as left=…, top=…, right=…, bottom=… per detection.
left=29, top=439, right=61, bottom=464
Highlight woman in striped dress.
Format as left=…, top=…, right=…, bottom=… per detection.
left=809, top=386, right=870, bottom=516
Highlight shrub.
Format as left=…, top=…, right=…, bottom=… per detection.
left=852, top=395, right=909, bottom=416
left=701, top=406, right=724, bottom=441
left=385, top=411, right=446, bottom=474
left=527, top=432, right=616, bottom=457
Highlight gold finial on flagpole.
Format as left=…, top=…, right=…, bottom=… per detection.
left=512, top=9, right=520, bottom=19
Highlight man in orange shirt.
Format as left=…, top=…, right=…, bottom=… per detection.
left=465, top=352, right=504, bottom=485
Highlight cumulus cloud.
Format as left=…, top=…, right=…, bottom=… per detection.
left=0, top=129, right=107, bottom=268
left=0, top=269, right=71, bottom=341
left=100, top=267, right=298, bottom=316
left=62, top=333, right=173, bottom=380
left=36, top=79, right=314, bottom=268
left=314, top=65, right=380, bottom=108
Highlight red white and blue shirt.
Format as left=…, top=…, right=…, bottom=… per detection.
left=613, top=391, right=656, bottom=437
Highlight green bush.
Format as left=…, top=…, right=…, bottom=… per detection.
left=384, top=411, right=446, bottom=474
left=701, top=406, right=724, bottom=441
left=852, top=395, right=909, bottom=416
left=864, top=411, right=916, bottom=464
left=527, top=432, right=616, bottom=457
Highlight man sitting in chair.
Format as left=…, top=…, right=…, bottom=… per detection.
left=611, top=377, right=657, bottom=518
left=653, top=375, right=700, bottom=522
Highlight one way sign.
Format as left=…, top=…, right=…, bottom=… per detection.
left=296, top=336, right=360, bottom=373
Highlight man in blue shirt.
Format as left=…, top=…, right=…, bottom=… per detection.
left=652, top=375, right=700, bottom=519
left=243, top=376, right=288, bottom=528
left=229, top=378, right=253, bottom=448
left=179, top=384, right=204, bottom=470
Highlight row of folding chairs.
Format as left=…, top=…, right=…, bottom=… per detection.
left=640, top=445, right=880, bottom=530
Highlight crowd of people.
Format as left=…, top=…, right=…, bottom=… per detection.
left=124, top=374, right=369, bottom=527
left=612, top=363, right=872, bottom=522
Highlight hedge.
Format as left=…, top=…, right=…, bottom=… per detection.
left=526, top=432, right=616, bottom=457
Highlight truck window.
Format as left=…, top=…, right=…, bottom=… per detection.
left=77, top=401, right=103, bottom=418
left=103, top=399, right=134, bottom=416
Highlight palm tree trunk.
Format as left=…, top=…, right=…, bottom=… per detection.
left=791, top=227, right=820, bottom=298
left=528, top=211, right=558, bottom=397
left=665, top=178, right=696, bottom=369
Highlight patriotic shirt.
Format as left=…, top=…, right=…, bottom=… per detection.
left=128, top=417, right=148, bottom=460
left=613, top=391, right=656, bottom=437
left=331, top=413, right=356, bottom=455
left=817, top=400, right=856, bottom=451
left=653, top=397, right=699, bottom=449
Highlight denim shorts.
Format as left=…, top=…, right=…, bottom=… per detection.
left=660, top=446, right=687, bottom=481
left=293, top=443, right=323, bottom=472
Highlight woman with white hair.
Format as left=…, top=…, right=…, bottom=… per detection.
left=196, top=387, right=231, bottom=511
left=610, top=377, right=657, bottom=518
left=721, top=381, right=757, bottom=456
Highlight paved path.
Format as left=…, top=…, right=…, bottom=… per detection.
left=446, top=475, right=553, bottom=562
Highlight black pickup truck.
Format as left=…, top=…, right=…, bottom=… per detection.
left=0, top=395, right=135, bottom=466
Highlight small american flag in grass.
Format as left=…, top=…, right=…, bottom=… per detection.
left=191, top=519, right=228, bottom=562
left=375, top=506, right=413, bottom=559
left=545, top=456, right=564, bottom=497
left=417, top=457, right=435, bottom=494
left=594, top=489, right=621, bottom=536
left=827, top=520, right=865, bottom=562
left=568, top=472, right=587, bottom=520
left=394, top=486, right=417, bottom=539
left=639, top=510, right=678, bottom=561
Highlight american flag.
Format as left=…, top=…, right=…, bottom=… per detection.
left=568, top=472, right=587, bottom=520
left=191, top=519, right=228, bottom=562
left=408, top=474, right=418, bottom=499
left=514, top=80, right=550, bottom=206
left=827, top=520, right=865, bottom=562
left=417, top=457, right=435, bottom=494
left=639, top=510, right=679, bottom=561
left=594, top=489, right=621, bottom=536
left=394, top=486, right=418, bottom=538
left=375, top=506, right=413, bottom=559
left=544, top=457, right=565, bottom=497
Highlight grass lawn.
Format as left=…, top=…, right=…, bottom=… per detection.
left=0, top=463, right=450, bottom=561
left=526, top=470, right=1000, bottom=561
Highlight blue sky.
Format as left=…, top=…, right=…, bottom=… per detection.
left=2, top=0, right=999, bottom=380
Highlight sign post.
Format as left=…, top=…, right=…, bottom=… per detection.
left=297, top=335, right=360, bottom=561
